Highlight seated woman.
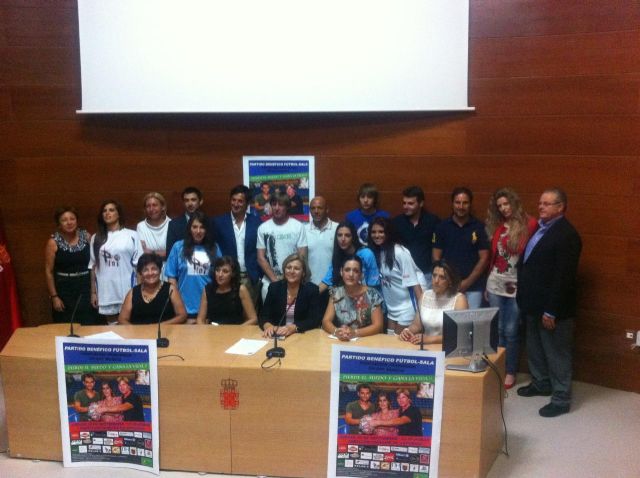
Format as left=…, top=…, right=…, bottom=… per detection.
left=399, top=260, right=468, bottom=345
left=321, top=255, right=384, bottom=341
left=368, top=391, right=399, bottom=436
left=118, top=253, right=187, bottom=325
left=197, top=256, right=257, bottom=325
left=259, top=253, right=320, bottom=337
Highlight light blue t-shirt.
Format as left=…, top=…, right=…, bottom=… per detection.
left=321, top=247, right=380, bottom=287
left=165, top=241, right=217, bottom=314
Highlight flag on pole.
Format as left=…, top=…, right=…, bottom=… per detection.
left=0, top=211, right=22, bottom=350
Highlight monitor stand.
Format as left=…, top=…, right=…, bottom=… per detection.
left=446, top=353, right=488, bottom=373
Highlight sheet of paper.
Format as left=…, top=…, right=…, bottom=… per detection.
left=225, top=338, right=269, bottom=355
left=327, top=334, right=358, bottom=342
left=83, top=331, right=124, bottom=340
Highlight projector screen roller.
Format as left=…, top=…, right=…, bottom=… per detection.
left=77, top=0, right=471, bottom=113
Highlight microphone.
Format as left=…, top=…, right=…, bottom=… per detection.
left=68, top=294, right=82, bottom=338
left=266, top=309, right=288, bottom=359
left=156, top=288, right=172, bottom=348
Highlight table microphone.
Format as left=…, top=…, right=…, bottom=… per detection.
left=68, top=294, right=82, bottom=337
left=156, top=289, right=172, bottom=348
left=266, top=310, right=288, bottom=359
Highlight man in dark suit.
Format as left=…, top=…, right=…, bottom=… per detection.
left=211, top=185, right=261, bottom=299
left=516, top=188, right=582, bottom=417
left=165, top=186, right=204, bottom=256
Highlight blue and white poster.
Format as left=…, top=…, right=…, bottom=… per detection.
left=243, top=155, right=315, bottom=222
left=55, top=337, right=159, bottom=474
left=328, top=346, right=445, bottom=478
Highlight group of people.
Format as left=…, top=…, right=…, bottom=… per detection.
left=46, top=182, right=581, bottom=418
left=344, top=384, right=424, bottom=436
left=72, top=373, right=144, bottom=422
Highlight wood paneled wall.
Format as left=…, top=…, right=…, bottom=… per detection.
left=1, top=1, right=639, bottom=391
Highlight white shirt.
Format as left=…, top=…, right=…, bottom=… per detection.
left=304, top=219, right=338, bottom=285
left=231, top=212, right=247, bottom=272
left=379, top=244, right=420, bottom=325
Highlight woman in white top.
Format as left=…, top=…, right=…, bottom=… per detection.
left=368, top=217, right=423, bottom=334
left=90, top=200, right=143, bottom=323
left=136, top=192, right=171, bottom=260
left=400, top=260, right=468, bottom=345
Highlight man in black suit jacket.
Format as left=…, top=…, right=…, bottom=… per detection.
left=166, top=186, right=204, bottom=256
left=211, top=185, right=261, bottom=295
left=516, top=188, right=582, bottom=417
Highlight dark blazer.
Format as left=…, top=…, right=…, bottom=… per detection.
left=211, top=213, right=261, bottom=282
left=517, top=216, right=582, bottom=319
left=166, top=214, right=189, bottom=258
left=259, top=280, right=321, bottom=332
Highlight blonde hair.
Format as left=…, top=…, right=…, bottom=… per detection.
left=486, top=187, right=531, bottom=252
left=142, top=192, right=167, bottom=211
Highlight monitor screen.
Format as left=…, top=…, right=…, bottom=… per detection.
left=442, top=307, right=499, bottom=359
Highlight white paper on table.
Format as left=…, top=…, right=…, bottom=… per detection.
left=225, top=338, right=269, bottom=355
left=84, top=331, right=124, bottom=340
left=327, top=334, right=358, bottom=342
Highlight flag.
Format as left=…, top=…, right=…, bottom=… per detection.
left=0, top=210, right=22, bottom=350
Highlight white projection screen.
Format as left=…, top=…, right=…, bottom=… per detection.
left=77, top=0, right=472, bottom=113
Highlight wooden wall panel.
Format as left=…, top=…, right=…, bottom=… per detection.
left=0, top=1, right=638, bottom=393
left=470, top=0, right=640, bottom=37
left=470, top=76, right=640, bottom=115
left=471, top=31, right=640, bottom=79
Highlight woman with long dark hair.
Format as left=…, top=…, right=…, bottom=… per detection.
left=369, top=217, right=423, bottom=334
left=165, top=210, right=218, bottom=322
left=197, top=256, right=257, bottom=325
left=485, top=187, right=538, bottom=389
left=89, top=200, right=143, bottom=323
left=319, top=221, right=379, bottom=293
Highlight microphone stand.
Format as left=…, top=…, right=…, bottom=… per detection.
left=156, top=289, right=172, bottom=348
left=68, top=294, right=82, bottom=337
left=266, top=309, right=288, bottom=359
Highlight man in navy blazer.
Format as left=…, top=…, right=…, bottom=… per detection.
left=166, top=186, right=204, bottom=256
left=516, top=188, right=582, bottom=418
left=211, top=185, right=261, bottom=295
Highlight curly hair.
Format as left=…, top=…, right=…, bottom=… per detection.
left=486, top=187, right=532, bottom=252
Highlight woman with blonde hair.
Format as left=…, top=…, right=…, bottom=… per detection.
left=485, top=187, right=537, bottom=389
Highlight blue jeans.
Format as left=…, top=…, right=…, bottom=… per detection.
left=465, top=290, right=483, bottom=310
left=487, top=292, right=520, bottom=375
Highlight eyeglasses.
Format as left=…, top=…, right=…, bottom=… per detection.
left=538, top=201, right=560, bottom=207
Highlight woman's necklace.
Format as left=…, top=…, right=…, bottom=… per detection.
left=142, top=283, right=162, bottom=303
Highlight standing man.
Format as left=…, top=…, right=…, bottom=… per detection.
left=392, top=186, right=440, bottom=286
left=253, top=182, right=272, bottom=219
left=73, top=373, right=101, bottom=421
left=211, top=185, right=261, bottom=298
left=516, top=188, right=582, bottom=418
left=165, top=186, right=204, bottom=256
left=257, top=193, right=307, bottom=302
left=346, top=183, right=390, bottom=247
left=432, top=187, right=489, bottom=309
left=304, top=196, right=338, bottom=286
left=344, top=383, right=376, bottom=434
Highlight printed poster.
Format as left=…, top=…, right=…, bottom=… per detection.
left=243, top=155, right=315, bottom=222
left=55, top=337, right=159, bottom=474
left=328, top=346, right=445, bottom=478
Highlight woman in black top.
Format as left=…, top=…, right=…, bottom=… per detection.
left=196, top=256, right=257, bottom=325
left=44, top=206, right=99, bottom=324
left=118, top=253, right=186, bottom=324
left=259, top=253, right=321, bottom=337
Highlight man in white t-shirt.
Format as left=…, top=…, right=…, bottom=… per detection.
left=257, top=193, right=308, bottom=302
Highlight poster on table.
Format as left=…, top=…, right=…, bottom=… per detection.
left=328, top=346, right=445, bottom=478
left=55, top=337, right=159, bottom=474
left=243, top=155, right=315, bottom=222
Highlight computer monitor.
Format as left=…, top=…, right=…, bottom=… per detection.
left=442, top=307, right=499, bottom=373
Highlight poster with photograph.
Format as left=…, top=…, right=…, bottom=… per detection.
left=55, top=337, right=159, bottom=474
left=328, top=346, right=445, bottom=478
left=243, top=155, right=315, bottom=222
